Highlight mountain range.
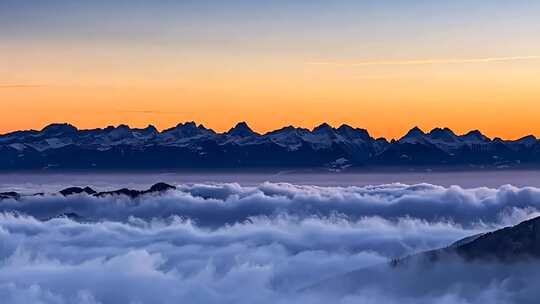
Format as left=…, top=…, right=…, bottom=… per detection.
left=1, top=122, right=539, bottom=170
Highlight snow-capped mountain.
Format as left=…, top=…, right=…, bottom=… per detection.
left=0, top=123, right=538, bottom=170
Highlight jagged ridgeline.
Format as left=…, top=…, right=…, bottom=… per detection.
left=0, top=122, right=539, bottom=169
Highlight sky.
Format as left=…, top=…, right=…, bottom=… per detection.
left=1, top=0, right=540, bottom=139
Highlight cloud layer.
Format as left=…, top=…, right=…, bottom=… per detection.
left=2, top=182, right=540, bottom=226
left=1, top=182, right=540, bottom=303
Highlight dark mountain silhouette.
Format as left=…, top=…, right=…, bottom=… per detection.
left=0, top=182, right=176, bottom=203
left=0, top=122, right=539, bottom=170
left=305, top=216, right=540, bottom=294
left=60, top=186, right=97, bottom=196
left=453, top=216, right=540, bottom=261
left=392, top=215, right=540, bottom=264
left=94, top=182, right=176, bottom=198
left=227, top=121, right=258, bottom=138
left=57, top=182, right=176, bottom=199
left=0, top=192, right=20, bottom=200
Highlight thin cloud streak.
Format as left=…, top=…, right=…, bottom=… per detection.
left=112, top=109, right=188, bottom=115
left=307, top=56, right=540, bottom=66
left=0, top=84, right=46, bottom=89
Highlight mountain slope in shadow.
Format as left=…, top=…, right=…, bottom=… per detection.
left=305, top=216, right=540, bottom=296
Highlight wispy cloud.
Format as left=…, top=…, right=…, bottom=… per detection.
left=307, top=56, right=540, bottom=67
left=0, top=84, right=46, bottom=89
left=113, top=109, right=188, bottom=115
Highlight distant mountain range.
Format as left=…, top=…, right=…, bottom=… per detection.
left=1, top=122, right=539, bottom=170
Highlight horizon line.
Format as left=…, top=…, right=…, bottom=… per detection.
left=1, top=121, right=537, bottom=142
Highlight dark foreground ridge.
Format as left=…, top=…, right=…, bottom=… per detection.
left=306, top=215, right=540, bottom=294
left=416, top=215, right=540, bottom=262
left=1, top=122, right=539, bottom=170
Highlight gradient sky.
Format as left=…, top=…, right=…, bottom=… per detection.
left=1, top=0, right=540, bottom=139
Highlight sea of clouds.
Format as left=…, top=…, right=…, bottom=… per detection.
left=1, top=182, right=540, bottom=303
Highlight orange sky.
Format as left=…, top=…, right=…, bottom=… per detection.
left=2, top=53, right=539, bottom=139
left=2, top=1, right=540, bottom=140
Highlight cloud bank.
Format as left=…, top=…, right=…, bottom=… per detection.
left=1, top=182, right=540, bottom=303
left=2, top=182, right=540, bottom=226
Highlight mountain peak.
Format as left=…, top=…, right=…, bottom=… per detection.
left=313, top=123, right=334, bottom=133
left=429, top=127, right=455, bottom=134
left=106, top=124, right=133, bottom=140
left=337, top=124, right=354, bottom=131
left=428, top=127, right=459, bottom=142
left=268, top=125, right=296, bottom=133
left=132, top=125, right=158, bottom=136
left=402, top=126, right=425, bottom=138
left=227, top=122, right=257, bottom=137
left=144, top=125, right=158, bottom=132
left=397, top=126, right=429, bottom=144
left=461, top=130, right=490, bottom=142
left=176, top=121, right=197, bottom=128
left=41, top=123, right=78, bottom=135
left=196, top=123, right=208, bottom=130
left=466, top=129, right=482, bottom=136
left=170, top=121, right=200, bottom=132
left=234, top=121, right=250, bottom=128
left=514, top=134, right=538, bottom=145
left=337, top=124, right=371, bottom=141
left=409, top=126, right=424, bottom=133
left=518, top=134, right=537, bottom=141
left=162, top=121, right=211, bottom=138
left=42, top=123, right=77, bottom=131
